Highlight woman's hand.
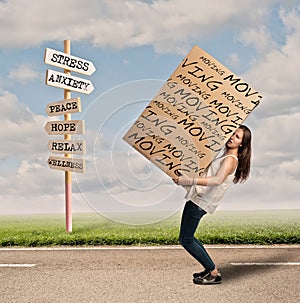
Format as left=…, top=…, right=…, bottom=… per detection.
left=173, top=175, right=195, bottom=186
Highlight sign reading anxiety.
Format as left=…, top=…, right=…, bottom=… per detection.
left=123, top=45, right=262, bottom=179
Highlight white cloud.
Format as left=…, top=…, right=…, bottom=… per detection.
left=243, top=7, right=300, bottom=118
left=0, top=0, right=287, bottom=54
left=225, top=53, right=240, bottom=70
left=251, top=113, right=300, bottom=164
left=222, top=174, right=300, bottom=210
left=8, top=63, right=40, bottom=84
left=238, top=25, right=276, bottom=56
left=238, top=5, right=300, bottom=211
left=0, top=90, right=48, bottom=159
left=0, top=90, right=65, bottom=213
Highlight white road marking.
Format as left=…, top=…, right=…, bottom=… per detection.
left=231, top=262, right=300, bottom=266
left=0, top=245, right=299, bottom=251
left=0, top=264, right=36, bottom=267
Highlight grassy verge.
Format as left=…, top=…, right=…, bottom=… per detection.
left=0, top=210, right=299, bottom=247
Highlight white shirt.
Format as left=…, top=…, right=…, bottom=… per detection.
left=184, top=155, right=238, bottom=214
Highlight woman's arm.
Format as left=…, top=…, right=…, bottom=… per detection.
left=173, top=156, right=237, bottom=186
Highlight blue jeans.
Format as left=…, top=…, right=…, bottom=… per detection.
left=179, top=200, right=215, bottom=272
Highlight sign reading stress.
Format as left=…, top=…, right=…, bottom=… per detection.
left=123, top=45, right=262, bottom=179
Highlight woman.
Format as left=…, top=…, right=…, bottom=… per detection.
left=173, top=125, right=252, bottom=285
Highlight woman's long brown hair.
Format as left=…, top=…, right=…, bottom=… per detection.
left=234, top=125, right=252, bottom=183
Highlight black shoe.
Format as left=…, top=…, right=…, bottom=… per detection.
left=193, top=268, right=210, bottom=279
left=193, top=272, right=222, bottom=285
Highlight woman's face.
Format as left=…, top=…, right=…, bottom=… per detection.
left=226, top=128, right=244, bottom=149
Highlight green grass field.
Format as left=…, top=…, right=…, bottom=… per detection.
left=0, top=210, right=299, bottom=247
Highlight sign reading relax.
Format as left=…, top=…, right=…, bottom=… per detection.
left=123, top=45, right=262, bottom=179
left=48, top=140, right=86, bottom=154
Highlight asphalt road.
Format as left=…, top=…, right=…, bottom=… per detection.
left=0, top=245, right=299, bottom=303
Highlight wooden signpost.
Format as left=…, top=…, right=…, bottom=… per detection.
left=123, top=45, right=262, bottom=179
left=44, top=40, right=95, bottom=233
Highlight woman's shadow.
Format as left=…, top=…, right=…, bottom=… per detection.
left=221, top=251, right=289, bottom=281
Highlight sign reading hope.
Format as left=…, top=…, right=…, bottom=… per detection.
left=123, top=45, right=262, bottom=179
left=44, top=120, right=85, bottom=135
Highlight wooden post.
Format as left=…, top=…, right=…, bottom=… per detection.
left=64, top=40, right=72, bottom=233
left=44, top=41, right=95, bottom=232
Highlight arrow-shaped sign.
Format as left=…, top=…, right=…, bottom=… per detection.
left=45, top=69, right=94, bottom=95
left=48, top=139, right=86, bottom=155
left=44, top=48, right=96, bottom=76
left=48, top=156, right=85, bottom=173
left=44, top=120, right=85, bottom=135
left=46, top=97, right=81, bottom=116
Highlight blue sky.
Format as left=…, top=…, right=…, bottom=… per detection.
left=0, top=0, right=299, bottom=222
